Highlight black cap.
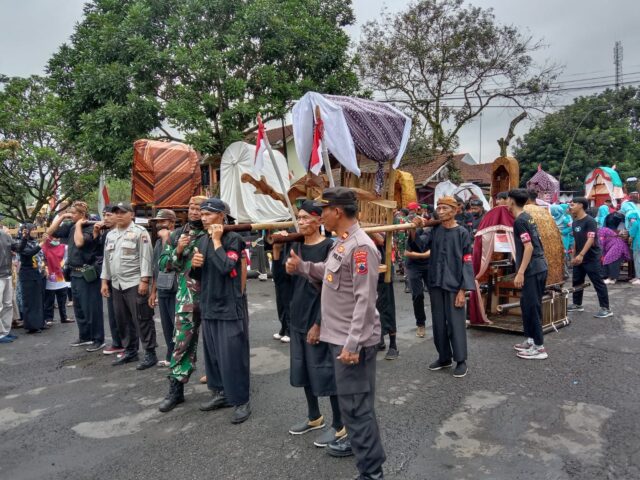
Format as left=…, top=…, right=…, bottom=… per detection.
left=111, top=202, right=133, bottom=213
left=150, top=209, right=177, bottom=221
left=312, top=187, right=357, bottom=208
left=200, top=198, right=226, bottom=213
left=103, top=204, right=113, bottom=213
left=469, top=199, right=483, bottom=207
left=299, top=200, right=322, bottom=217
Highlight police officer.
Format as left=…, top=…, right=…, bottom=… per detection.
left=100, top=202, right=156, bottom=369
left=191, top=198, right=251, bottom=424
left=286, top=187, right=386, bottom=480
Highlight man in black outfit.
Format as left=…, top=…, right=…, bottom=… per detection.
left=191, top=198, right=251, bottom=424
left=47, top=201, right=104, bottom=350
left=507, top=189, right=549, bottom=360
left=567, top=197, right=612, bottom=318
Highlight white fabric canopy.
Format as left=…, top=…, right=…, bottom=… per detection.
left=220, top=142, right=291, bottom=224
left=433, top=181, right=490, bottom=211
left=292, top=92, right=360, bottom=175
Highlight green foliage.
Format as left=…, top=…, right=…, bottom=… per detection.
left=48, top=0, right=359, bottom=176
left=0, top=75, right=98, bottom=223
left=358, top=0, right=558, bottom=154
left=513, top=87, right=640, bottom=191
left=84, top=178, right=132, bottom=214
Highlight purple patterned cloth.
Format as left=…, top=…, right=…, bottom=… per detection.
left=325, top=95, right=408, bottom=164
left=599, top=227, right=631, bottom=265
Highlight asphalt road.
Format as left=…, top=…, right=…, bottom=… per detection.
left=1, top=279, right=639, bottom=480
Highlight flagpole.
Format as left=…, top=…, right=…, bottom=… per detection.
left=257, top=114, right=299, bottom=231
left=314, top=106, right=335, bottom=187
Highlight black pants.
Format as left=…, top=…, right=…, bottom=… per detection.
left=271, top=259, right=291, bottom=336
left=21, top=277, right=44, bottom=331
left=604, top=259, right=622, bottom=280
left=376, top=280, right=397, bottom=335
left=408, top=267, right=429, bottom=326
left=330, top=344, right=385, bottom=476
left=573, top=261, right=609, bottom=309
left=106, top=290, right=122, bottom=348
left=158, top=293, right=176, bottom=361
left=520, top=271, right=547, bottom=346
left=44, top=288, right=67, bottom=322
left=112, top=285, right=156, bottom=356
left=202, top=317, right=250, bottom=406
left=71, top=275, right=104, bottom=343
left=429, top=287, right=467, bottom=363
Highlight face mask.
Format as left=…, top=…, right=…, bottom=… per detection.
left=50, top=241, right=60, bottom=247
left=189, top=220, right=204, bottom=230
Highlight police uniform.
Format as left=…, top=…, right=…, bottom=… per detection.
left=296, top=188, right=386, bottom=479
left=101, top=204, right=155, bottom=363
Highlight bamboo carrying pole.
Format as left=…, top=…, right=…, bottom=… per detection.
left=384, top=159, right=396, bottom=283
left=315, top=106, right=335, bottom=187
left=223, top=221, right=296, bottom=233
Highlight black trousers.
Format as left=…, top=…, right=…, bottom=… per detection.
left=271, top=259, right=291, bottom=336
left=202, top=317, right=250, bottom=406
left=71, top=275, right=104, bottom=343
left=158, top=293, right=176, bottom=361
left=408, top=267, right=429, bottom=326
left=520, top=271, right=547, bottom=346
left=106, top=289, right=122, bottom=348
left=21, top=277, right=44, bottom=331
left=376, top=280, right=397, bottom=335
left=604, top=259, right=623, bottom=280
left=330, top=344, right=385, bottom=475
left=429, top=287, right=467, bottom=363
left=572, top=261, right=609, bottom=309
left=112, top=285, right=156, bottom=356
left=44, top=288, right=67, bottom=322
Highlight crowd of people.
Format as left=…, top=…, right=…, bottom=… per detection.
left=0, top=185, right=635, bottom=480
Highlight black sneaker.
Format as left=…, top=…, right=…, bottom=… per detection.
left=385, top=347, right=399, bottom=360
left=231, top=402, right=251, bottom=424
left=70, top=339, right=93, bottom=347
left=428, top=359, right=453, bottom=371
left=567, top=304, right=584, bottom=312
left=86, top=342, right=106, bottom=352
left=326, top=435, right=353, bottom=457
left=453, top=361, right=468, bottom=378
left=112, top=353, right=139, bottom=366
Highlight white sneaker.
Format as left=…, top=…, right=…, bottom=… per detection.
left=513, top=339, right=533, bottom=351
left=258, top=273, right=268, bottom=281
left=280, top=335, right=291, bottom=343
left=273, top=333, right=283, bottom=340
left=517, top=346, right=548, bottom=360
left=632, top=279, right=640, bottom=285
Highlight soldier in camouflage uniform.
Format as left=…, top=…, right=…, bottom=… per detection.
left=159, top=196, right=208, bottom=413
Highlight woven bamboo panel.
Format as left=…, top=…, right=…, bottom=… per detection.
left=524, top=204, right=564, bottom=286
left=342, top=170, right=393, bottom=226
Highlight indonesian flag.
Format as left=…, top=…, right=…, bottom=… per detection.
left=98, top=174, right=110, bottom=215
left=253, top=114, right=267, bottom=173
left=309, top=117, right=324, bottom=175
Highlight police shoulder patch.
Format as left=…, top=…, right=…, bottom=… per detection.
left=354, top=250, right=368, bottom=275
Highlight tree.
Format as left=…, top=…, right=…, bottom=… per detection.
left=48, top=0, right=359, bottom=176
left=513, top=87, right=640, bottom=191
left=0, top=75, right=98, bottom=223
left=358, top=0, right=558, bottom=154
left=84, top=178, right=132, bottom=212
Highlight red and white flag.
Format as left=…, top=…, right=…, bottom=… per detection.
left=98, top=174, right=110, bottom=215
left=309, top=117, right=324, bottom=175
left=253, top=114, right=268, bottom=173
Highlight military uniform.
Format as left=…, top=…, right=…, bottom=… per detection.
left=159, top=224, right=207, bottom=382
left=297, top=214, right=386, bottom=478
left=101, top=218, right=155, bottom=361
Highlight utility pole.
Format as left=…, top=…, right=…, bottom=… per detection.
left=614, top=41, right=623, bottom=90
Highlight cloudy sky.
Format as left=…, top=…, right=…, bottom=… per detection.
left=2, top=0, right=639, bottom=163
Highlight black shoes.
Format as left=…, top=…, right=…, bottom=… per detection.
left=159, top=378, right=185, bottom=413
left=199, top=391, right=231, bottom=411
left=86, top=342, right=106, bottom=352
left=136, top=351, right=158, bottom=370
left=453, top=361, right=468, bottom=378
left=384, top=347, right=399, bottom=360
left=428, top=359, right=453, bottom=371
left=357, top=468, right=384, bottom=479
left=376, top=340, right=386, bottom=351
left=327, top=435, right=354, bottom=457
left=231, top=402, right=251, bottom=424
left=112, top=353, right=139, bottom=366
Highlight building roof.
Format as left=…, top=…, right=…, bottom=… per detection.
left=246, top=125, right=294, bottom=148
